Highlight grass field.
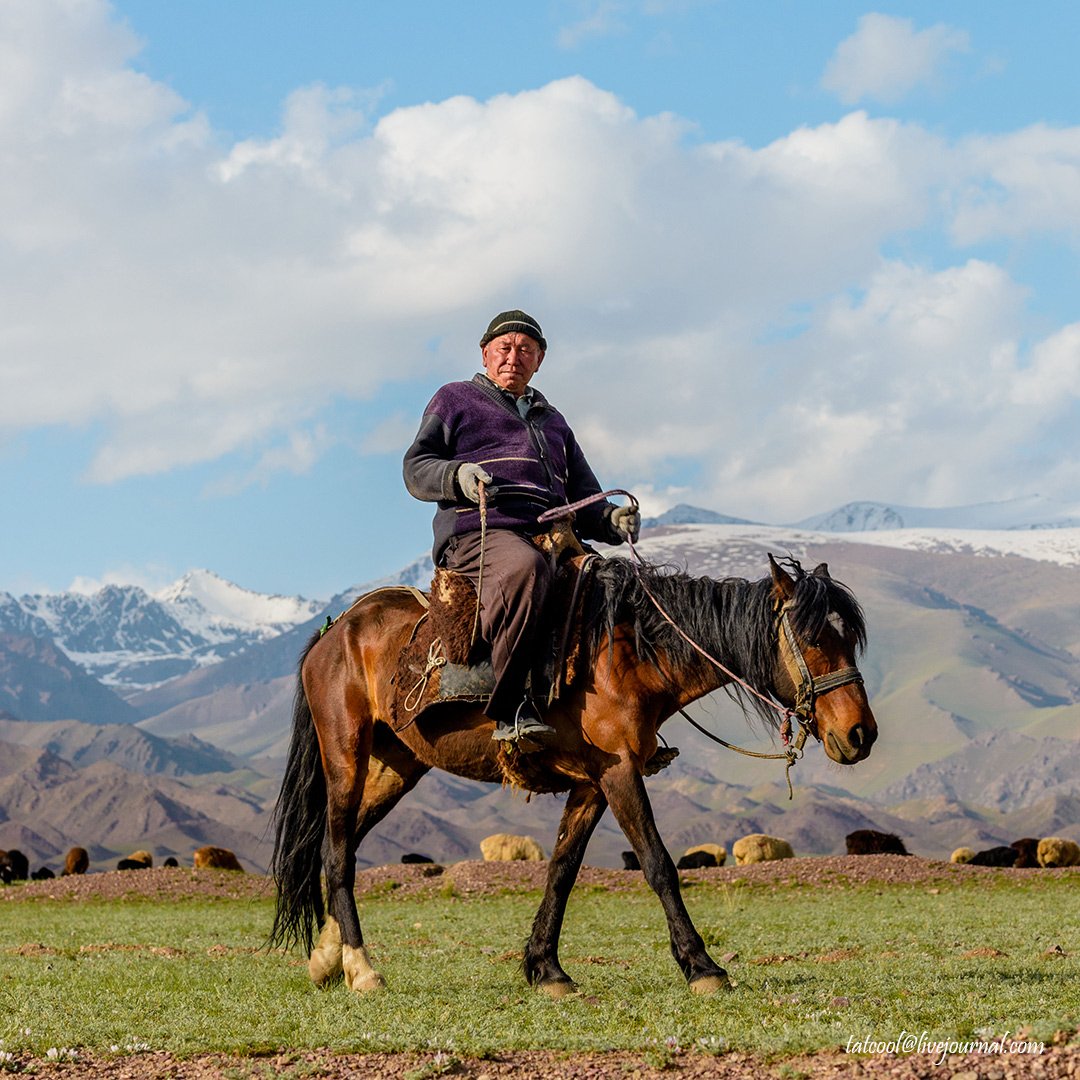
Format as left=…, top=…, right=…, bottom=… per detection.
left=1, top=872, right=1078, bottom=1067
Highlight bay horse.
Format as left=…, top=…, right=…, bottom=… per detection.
left=270, top=553, right=876, bottom=996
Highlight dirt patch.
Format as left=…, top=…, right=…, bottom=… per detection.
left=10, top=1044, right=1080, bottom=1079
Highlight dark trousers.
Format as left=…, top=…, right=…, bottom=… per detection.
left=444, top=529, right=552, bottom=723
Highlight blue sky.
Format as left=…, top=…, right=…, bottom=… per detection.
left=1, top=1, right=1079, bottom=600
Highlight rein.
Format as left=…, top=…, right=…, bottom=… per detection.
left=537, top=489, right=863, bottom=798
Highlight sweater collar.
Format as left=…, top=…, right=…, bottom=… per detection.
left=473, top=373, right=547, bottom=412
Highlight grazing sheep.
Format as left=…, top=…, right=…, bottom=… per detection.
left=950, top=847, right=975, bottom=864
left=845, top=829, right=910, bottom=856
left=479, top=833, right=545, bottom=862
left=732, top=833, right=794, bottom=865
left=117, top=849, right=154, bottom=871
left=0, top=849, right=29, bottom=882
left=1010, top=837, right=1041, bottom=869
left=163, top=856, right=180, bottom=868
left=63, top=847, right=89, bottom=876
left=1037, top=837, right=1080, bottom=868
left=193, top=845, right=244, bottom=871
left=968, top=846, right=1017, bottom=867
left=400, top=853, right=434, bottom=864
left=676, top=850, right=714, bottom=870
left=683, top=843, right=727, bottom=867
left=621, top=850, right=641, bottom=871
left=31, top=867, right=55, bottom=880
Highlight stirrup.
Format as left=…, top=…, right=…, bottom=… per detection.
left=491, top=698, right=556, bottom=748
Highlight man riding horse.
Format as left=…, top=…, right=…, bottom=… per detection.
left=403, top=309, right=640, bottom=750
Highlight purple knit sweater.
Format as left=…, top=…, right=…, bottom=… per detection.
left=403, top=374, right=619, bottom=563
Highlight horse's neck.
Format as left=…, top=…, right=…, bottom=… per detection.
left=659, top=576, right=761, bottom=707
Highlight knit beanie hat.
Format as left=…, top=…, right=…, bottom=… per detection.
left=479, top=310, right=547, bottom=351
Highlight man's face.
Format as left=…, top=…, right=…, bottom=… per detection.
left=481, top=333, right=544, bottom=396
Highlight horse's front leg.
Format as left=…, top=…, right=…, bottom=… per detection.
left=600, top=762, right=731, bottom=993
left=524, top=783, right=608, bottom=997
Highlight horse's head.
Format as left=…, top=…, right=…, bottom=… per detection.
left=768, top=556, right=877, bottom=765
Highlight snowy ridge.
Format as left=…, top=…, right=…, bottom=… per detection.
left=633, top=523, right=1080, bottom=569
left=154, top=569, right=322, bottom=641
left=793, top=494, right=1080, bottom=532
left=0, top=571, right=324, bottom=692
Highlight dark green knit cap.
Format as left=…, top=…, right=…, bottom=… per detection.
left=479, top=309, right=547, bottom=351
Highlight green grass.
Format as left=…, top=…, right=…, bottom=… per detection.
left=1, top=874, right=1078, bottom=1064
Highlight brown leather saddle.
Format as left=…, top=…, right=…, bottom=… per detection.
left=390, top=524, right=598, bottom=730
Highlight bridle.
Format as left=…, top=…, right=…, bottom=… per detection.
left=776, top=603, right=865, bottom=736
left=536, top=489, right=866, bottom=796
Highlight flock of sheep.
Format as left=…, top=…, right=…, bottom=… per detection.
left=0, top=844, right=244, bottom=882
left=3, top=830, right=1078, bottom=884
left=470, top=828, right=1080, bottom=870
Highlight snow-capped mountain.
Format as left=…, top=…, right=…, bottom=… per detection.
left=0, top=570, right=324, bottom=692
left=793, top=494, right=1080, bottom=532
left=642, top=503, right=760, bottom=528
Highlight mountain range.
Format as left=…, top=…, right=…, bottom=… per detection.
left=0, top=569, right=323, bottom=692
left=1, top=495, right=1079, bottom=874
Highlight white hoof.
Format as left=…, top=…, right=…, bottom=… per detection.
left=689, top=972, right=733, bottom=994
left=343, top=944, right=386, bottom=993
left=308, top=917, right=343, bottom=985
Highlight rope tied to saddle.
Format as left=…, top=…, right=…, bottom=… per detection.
left=402, top=638, right=448, bottom=714
left=537, top=488, right=812, bottom=798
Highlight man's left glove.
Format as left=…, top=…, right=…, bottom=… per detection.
left=609, top=505, right=641, bottom=544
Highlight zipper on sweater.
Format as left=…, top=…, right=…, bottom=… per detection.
left=525, top=411, right=556, bottom=491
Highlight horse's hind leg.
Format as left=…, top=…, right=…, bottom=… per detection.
left=524, top=783, right=607, bottom=997
left=601, top=763, right=730, bottom=993
left=315, top=716, right=428, bottom=992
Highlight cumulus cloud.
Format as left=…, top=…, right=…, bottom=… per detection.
left=822, top=13, right=970, bottom=105
left=2, top=0, right=1080, bottom=524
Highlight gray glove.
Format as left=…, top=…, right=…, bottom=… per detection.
left=610, top=505, right=641, bottom=543
left=456, top=463, right=497, bottom=503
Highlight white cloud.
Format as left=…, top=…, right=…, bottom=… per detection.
left=951, top=124, right=1080, bottom=244
left=822, top=13, right=970, bottom=105
left=2, top=0, right=1079, bottom=524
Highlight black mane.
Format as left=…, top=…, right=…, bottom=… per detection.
left=583, top=555, right=866, bottom=727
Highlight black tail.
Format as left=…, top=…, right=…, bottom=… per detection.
left=269, top=631, right=327, bottom=952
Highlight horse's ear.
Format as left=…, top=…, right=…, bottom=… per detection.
left=812, top=562, right=831, bottom=578
left=769, top=554, right=795, bottom=601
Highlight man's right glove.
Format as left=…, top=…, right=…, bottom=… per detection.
left=609, top=505, right=641, bottom=543
left=456, top=463, right=497, bottom=503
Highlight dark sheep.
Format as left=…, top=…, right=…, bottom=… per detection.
left=163, top=856, right=180, bottom=868
left=31, top=866, right=55, bottom=880
left=1010, top=837, right=1041, bottom=868
left=845, top=829, right=910, bottom=856
left=676, top=850, right=719, bottom=869
left=0, top=849, right=29, bottom=882
left=400, top=853, right=434, bottom=864
left=621, top=850, right=641, bottom=871
left=117, top=858, right=150, bottom=871
left=968, top=846, right=1018, bottom=867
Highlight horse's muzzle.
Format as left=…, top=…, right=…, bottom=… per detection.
left=826, top=721, right=877, bottom=764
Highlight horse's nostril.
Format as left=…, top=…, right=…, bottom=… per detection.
left=851, top=724, right=863, bottom=748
